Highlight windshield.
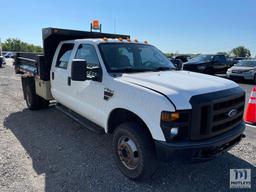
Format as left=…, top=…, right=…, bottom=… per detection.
left=190, top=54, right=213, bottom=62
left=236, top=60, right=256, bottom=67
left=99, top=43, right=175, bottom=73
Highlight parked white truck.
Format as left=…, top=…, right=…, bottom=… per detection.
left=15, top=28, right=246, bottom=180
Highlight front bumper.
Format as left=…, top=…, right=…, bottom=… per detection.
left=227, top=71, right=254, bottom=80
left=155, top=122, right=245, bottom=162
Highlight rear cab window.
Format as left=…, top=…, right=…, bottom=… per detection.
left=56, top=43, right=74, bottom=69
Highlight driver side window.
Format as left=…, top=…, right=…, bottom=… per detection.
left=75, top=44, right=100, bottom=66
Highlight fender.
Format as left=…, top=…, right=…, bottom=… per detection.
left=125, top=81, right=177, bottom=111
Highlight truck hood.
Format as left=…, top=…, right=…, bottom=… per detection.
left=119, top=71, right=238, bottom=110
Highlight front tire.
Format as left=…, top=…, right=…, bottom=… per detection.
left=112, top=122, right=158, bottom=180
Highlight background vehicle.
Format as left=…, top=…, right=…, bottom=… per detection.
left=14, top=27, right=246, bottom=180
left=233, top=57, right=246, bottom=64
left=227, top=60, right=256, bottom=83
left=4, top=52, right=15, bottom=58
left=0, top=55, right=5, bottom=67
left=183, top=54, right=233, bottom=75
left=169, top=58, right=183, bottom=70
left=174, top=55, right=191, bottom=63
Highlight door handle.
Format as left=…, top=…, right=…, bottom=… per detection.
left=67, top=77, right=71, bottom=86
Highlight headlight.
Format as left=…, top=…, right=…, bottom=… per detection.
left=197, top=65, right=206, bottom=71
left=249, top=70, right=255, bottom=73
left=161, top=111, right=180, bottom=122
left=160, top=111, right=191, bottom=142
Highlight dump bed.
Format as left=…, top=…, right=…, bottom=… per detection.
left=15, top=52, right=43, bottom=76
left=15, top=27, right=130, bottom=80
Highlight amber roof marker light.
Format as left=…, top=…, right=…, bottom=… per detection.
left=90, top=20, right=101, bottom=32
left=102, top=37, right=108, bottom=42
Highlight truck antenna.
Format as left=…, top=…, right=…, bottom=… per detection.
left=114, top=19, right=116, bottom=33
left=0, top=38, right=2, bottom=56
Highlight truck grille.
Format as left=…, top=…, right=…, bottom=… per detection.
left=231, top=70, right=242, bottom=74
left=190, top=87, right=245, bottom=140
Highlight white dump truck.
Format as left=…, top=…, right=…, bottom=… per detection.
left=15, top=27, right=246, bottom=180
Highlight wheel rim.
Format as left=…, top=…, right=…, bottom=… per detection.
left=117, top=136, right=139, bottom=170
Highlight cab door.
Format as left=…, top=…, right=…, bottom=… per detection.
left=51, top=43, right=74, bottom=106
left=68, top=44, right=106, bottom=127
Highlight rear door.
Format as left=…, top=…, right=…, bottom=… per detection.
left=51, top=43, right=74, bottom=105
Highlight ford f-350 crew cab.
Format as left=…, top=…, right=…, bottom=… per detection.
left=15, top=28, right=246, bottom=180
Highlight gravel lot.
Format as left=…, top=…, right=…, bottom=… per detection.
left=0, top=61, right=255, bottom=192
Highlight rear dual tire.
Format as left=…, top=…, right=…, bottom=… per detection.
left=22, top=77, right=49, bottom=110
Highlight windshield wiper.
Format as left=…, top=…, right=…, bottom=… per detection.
left=111, top=68, right=155, bottom=73
left=153, top=67, right=173, bottom=71
left=111, top=67, right=174, bottom=73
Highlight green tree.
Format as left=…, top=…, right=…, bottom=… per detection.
left=2, top=38, right=43, bottom=52
left=231, top=46, right=251, bottom=58
left=164, top=53, right=174, bottom=58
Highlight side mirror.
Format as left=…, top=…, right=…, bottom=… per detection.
left=71, top=59, right=87, bottom=81
left=71, top=59, right=102, bottom=82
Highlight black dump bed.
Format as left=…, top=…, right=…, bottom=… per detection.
left=15, top=27, right=130, bottom=80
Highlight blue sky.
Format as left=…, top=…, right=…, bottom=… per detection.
left=1, top=0, right=255, bottom=55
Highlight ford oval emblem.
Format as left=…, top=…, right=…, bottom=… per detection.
left=228, top=109, right=237, bottom=118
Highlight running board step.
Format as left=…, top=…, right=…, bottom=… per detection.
left=56, top=103, right=105, bottom=134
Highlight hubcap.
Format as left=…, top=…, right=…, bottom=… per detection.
left=117, top=136, right=139, bottom=170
